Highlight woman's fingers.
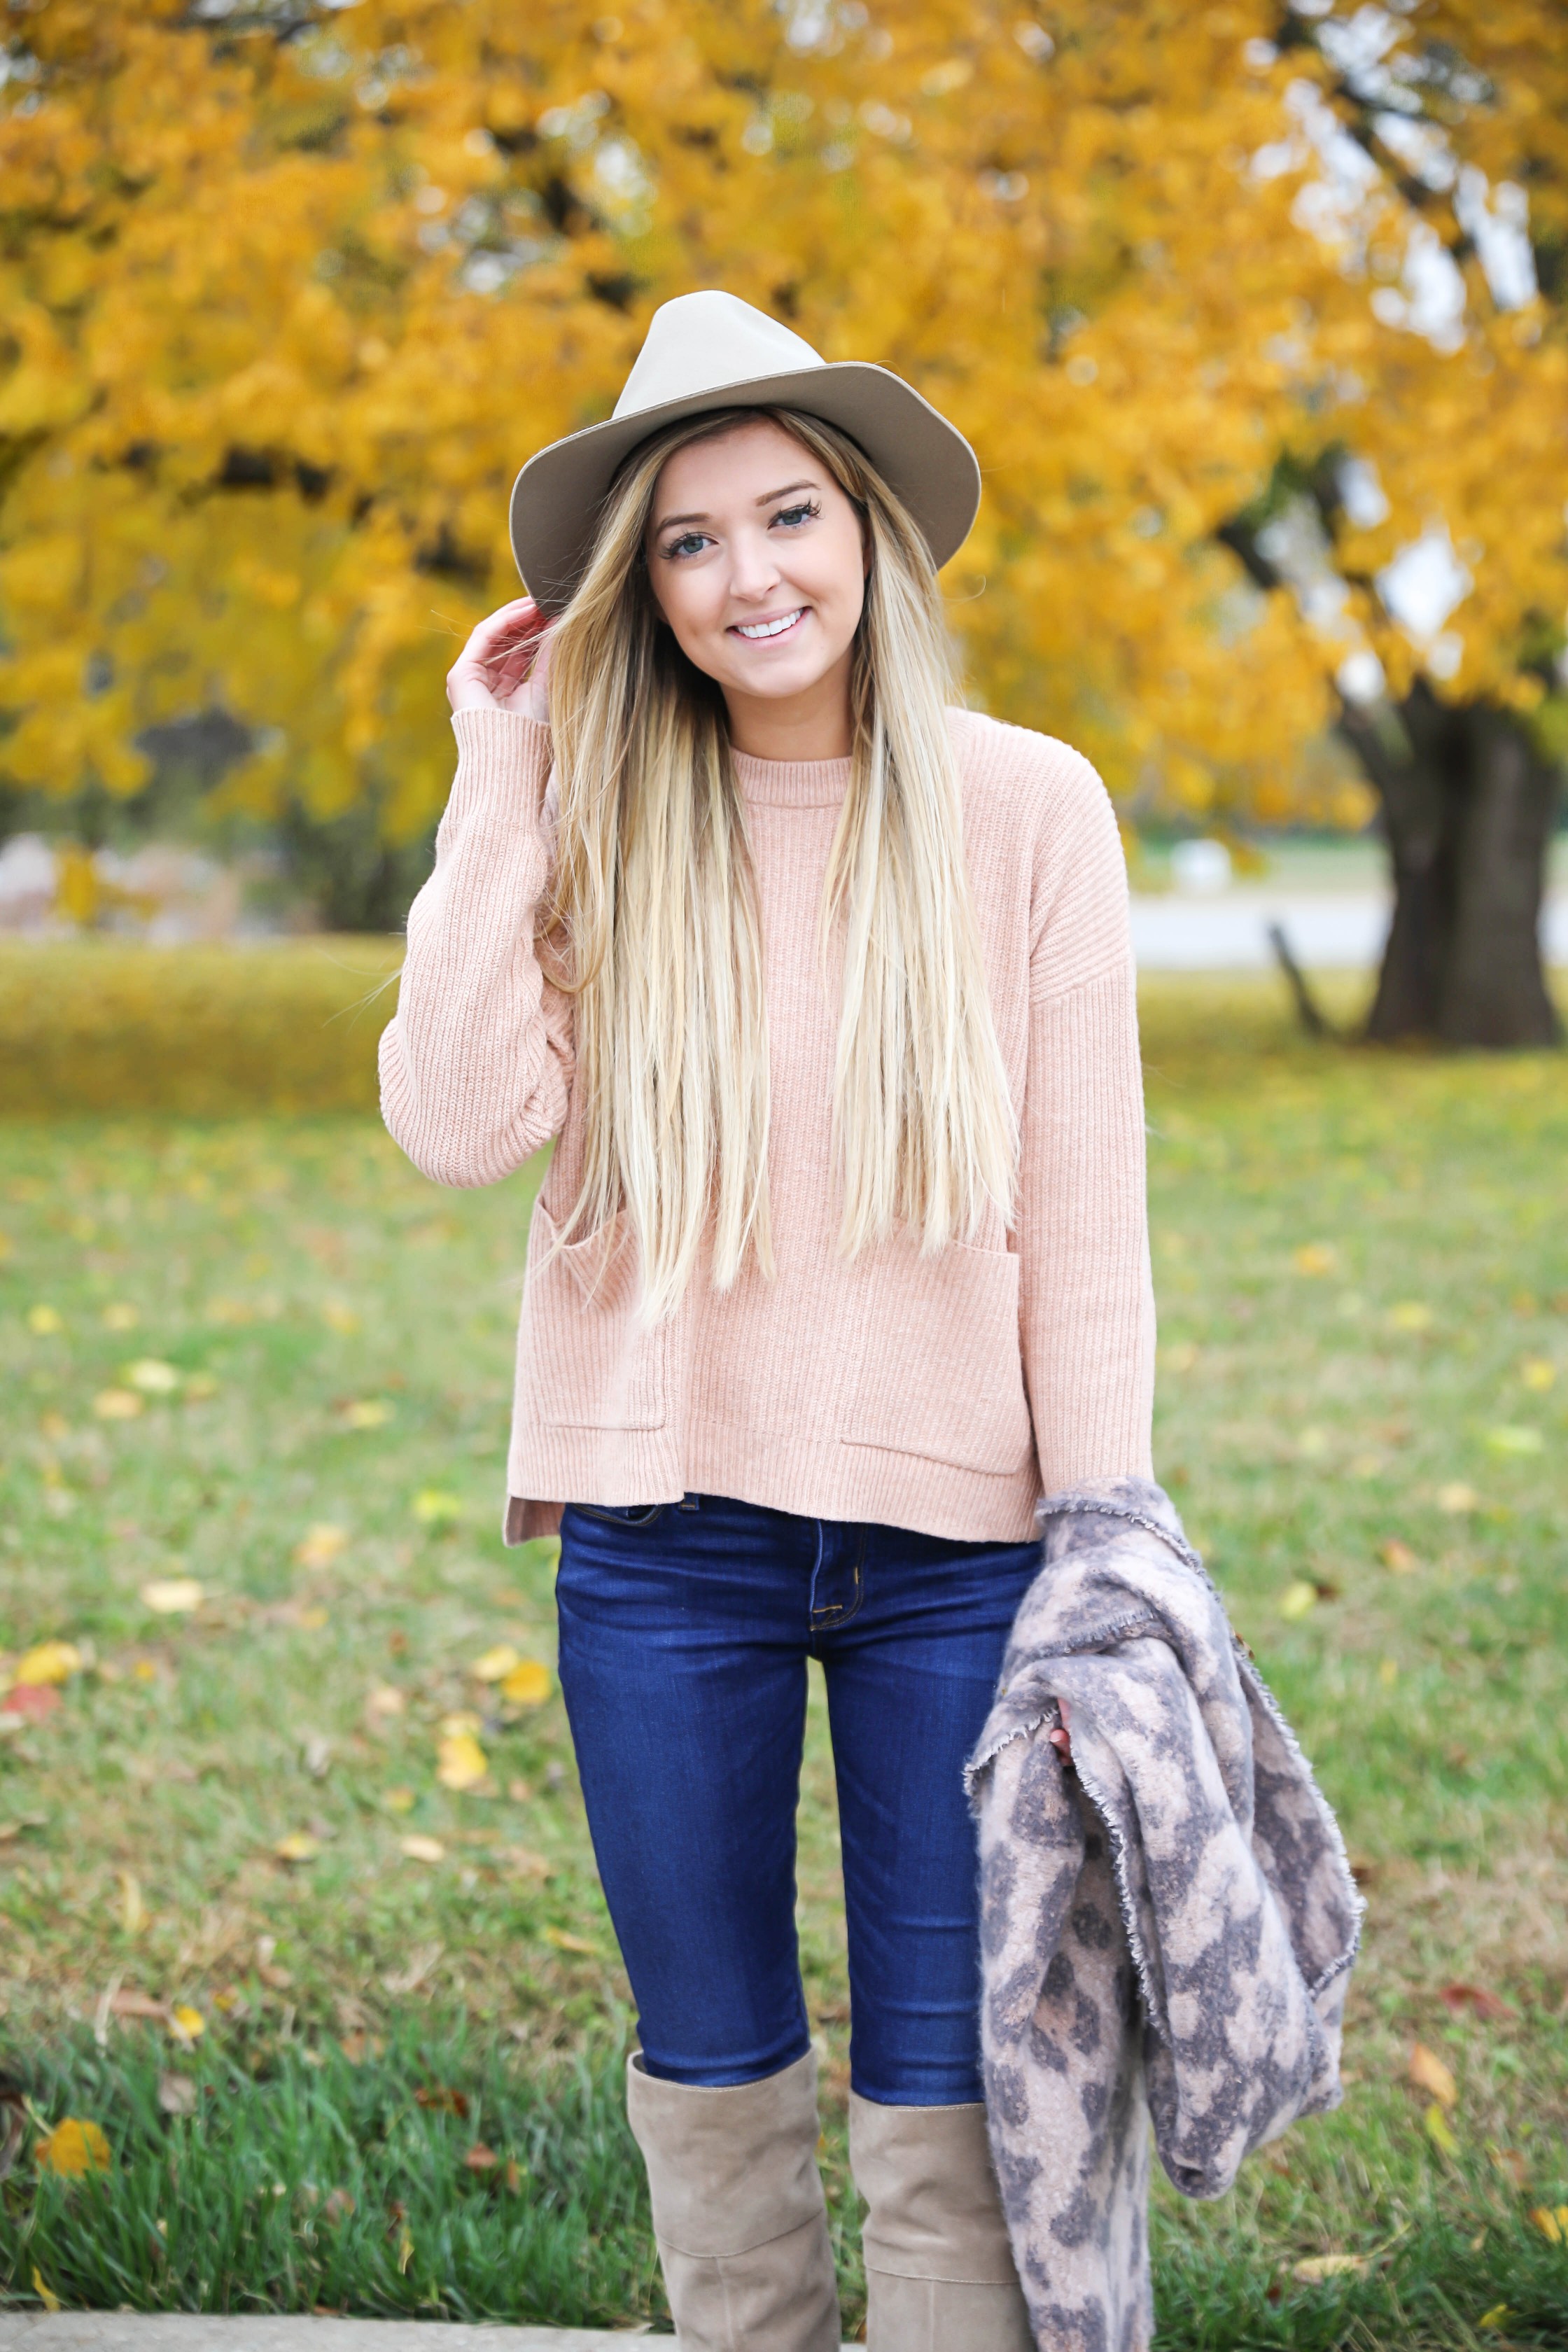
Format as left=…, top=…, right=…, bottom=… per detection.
left=447, top=598, right=547, bottom=713
left=1048, top=1694, right=1072, bottom=1765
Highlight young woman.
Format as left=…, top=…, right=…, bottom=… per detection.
left=381, top=291, right=1154, bottom=2352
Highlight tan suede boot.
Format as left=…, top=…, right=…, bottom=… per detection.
left=849, top=2094, right=1034, bottom=2352
left=626, top=2049, right=843, bottom=2352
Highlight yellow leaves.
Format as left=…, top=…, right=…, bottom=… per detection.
left=1292, top=2252, right=1368, bottom=2283
left=118, top=1870, right=147, bottom=1937
left=94, top=1389, right=144, bottom=1420
left=384, top=1786, right=415, bottom=1813
left=400, top=1834, right=445, bottom=1864
left=337, top=1398, right=391, bottom=1429
left=102, top=1302, right=139, bottom=1331
left=139, top=1578, right=203, bottom=1615
left=1292, top=1243, right=1336, bottom=1277
left=1483, top=1425, right=1543, bottom=1457
left=542, top=1927, right=599, bottom=1956
left=36, top=2118, right=111, bottom=2178
left=1423, top=2103, right=1460, bottom=2158
left=168, top=2004, right=205, bottom=2045
left=500, top=1660, right=552, bottom=1708
left=1408, top=2043, right=1457, bottom=2109
left=396, top=2225, right=414, bottom=2276
left=1519, top=1356, right=1555, bottom=1392
left=412, top=1489, right=464, bottom=1527
left=12, top=1641, right=80, bottom=1687
left=1388, top=1301, right=1434, bottom=1334
left=1278, top=1581, right=1317, bottom=1620
left=1437, top=1482, right=1479, bottom=1513
left=1479, top=2306, right=1512, bottom=2330
left=437, top=1730, right=489, bottom=1791
left=321, top=1298, right=360, bottom=1334
left=125, top=1358, right=181, bottom=1394
left=32, top=2269, right=61, bottom=2313
left=1378, top=1539, right=1418, bottom=1576
left=273, top=1830, right=322, bottom=1863
left=1528, top=2205, right=1568, bottom=2243
left=471, top=1644, right=519, bottom=1682
left=27, top=1304, right=62, bottom=1334
left=294, top=1522, right=349, bottom=1569
left=365, top=1684, right=407, bottom=1723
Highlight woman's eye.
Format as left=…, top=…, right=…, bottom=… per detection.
left=774, top=501, right=819, bottom=529
left=663, top=532, right=708, bottom=560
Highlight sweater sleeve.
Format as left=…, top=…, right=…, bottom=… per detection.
left=379, top=706, right=573, bottom=1188
left=1018, top=757, right=1156, bottom=1488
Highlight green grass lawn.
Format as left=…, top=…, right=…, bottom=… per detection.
left=1, top=973, right=1565, bottom=2344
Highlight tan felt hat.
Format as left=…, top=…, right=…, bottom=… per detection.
left=509, top=289, right=981, bottom=614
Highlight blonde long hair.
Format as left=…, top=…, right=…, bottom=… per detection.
left=545, top=405, right=1016, bottom=1322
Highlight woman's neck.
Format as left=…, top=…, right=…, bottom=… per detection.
left=722, top=650, right=854, bottom=763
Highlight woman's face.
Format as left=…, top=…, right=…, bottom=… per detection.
left=645, top=418, right=867, bottom=715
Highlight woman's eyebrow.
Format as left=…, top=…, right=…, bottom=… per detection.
left=652, top=480, right=822, bottom=534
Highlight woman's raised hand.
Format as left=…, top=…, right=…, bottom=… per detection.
left=447, top=597, right=554, bottom=723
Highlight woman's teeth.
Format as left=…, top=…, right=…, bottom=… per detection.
left=734, top=609, right=804, bottom=640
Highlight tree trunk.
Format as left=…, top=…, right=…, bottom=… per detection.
left=1338, top=682, right=1562, bottom=1049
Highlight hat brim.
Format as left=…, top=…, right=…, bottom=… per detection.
left=508, top=361, right=981, bottom=616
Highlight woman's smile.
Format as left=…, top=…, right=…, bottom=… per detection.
left=730, top=606, right=808, bottom=642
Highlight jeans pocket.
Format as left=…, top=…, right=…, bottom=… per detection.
left=566, top=1501, right=666, bottom=1528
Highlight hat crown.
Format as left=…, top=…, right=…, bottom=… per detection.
left=612, top=290, right=825, bottom=422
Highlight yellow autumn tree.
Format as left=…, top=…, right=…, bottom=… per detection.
left=0, top=1, right=1564, bottom=1032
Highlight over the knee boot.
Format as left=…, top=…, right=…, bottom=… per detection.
left=849, top=2094, right=1033, bottom=2352
left=626, top=2049, right=843, bottom=2352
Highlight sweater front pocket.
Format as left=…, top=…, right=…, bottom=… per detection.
left=841, top=1240, right=1033, bottom=1478
left=517, top=1200, right=669, bottom=1432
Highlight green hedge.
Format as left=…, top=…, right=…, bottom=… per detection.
left=0, top=939, right=402, bottom=1115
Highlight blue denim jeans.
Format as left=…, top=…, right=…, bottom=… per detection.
left=555, top=1491, right=1040, bottom=2105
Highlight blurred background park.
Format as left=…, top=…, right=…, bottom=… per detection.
left=1, top=1, right=1566, bottom=2344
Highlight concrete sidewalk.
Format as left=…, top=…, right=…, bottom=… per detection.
left=0, top=2319, right=862, bottom=2351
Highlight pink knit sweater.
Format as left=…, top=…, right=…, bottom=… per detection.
left=379, top=704, right=1155, bottom=1545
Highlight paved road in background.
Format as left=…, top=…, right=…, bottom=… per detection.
left=1131, top=888, right=1568, bottom=972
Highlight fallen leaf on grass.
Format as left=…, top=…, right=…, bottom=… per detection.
left=462, top=2143, right=500, bottom=2171
left=365, top=1684, right=406, bottom=1722
left=1293, top=1244, right=1336, bottom=1276
left=542, top=1927, right=600, bottom=1956
left=322, top=1301, right=361, bottom=1336
left=167, top=2005, right=204, bottom=2045
left=1437, top=1483, right=1479, bottom=1513
left=396, top=2227, right=414, bottom=2276
left=36, top=2118, right=112, bottom=2177
left=1423, top=2102, right=1460, bottom=2157
left=412, top=1489, right=463, bottom=1527
left=1, top=1685, right=61, bottom=1723
left=109, top=1990, right=169, bottom=2022
left=274, top=1831, right=322, bottom=1863
left=32, top=2269, right=60, bottom=2314
left=437, top=1732, right=489, bottom=1791
left=118, top=1871, right=146, bottom=1937
left=1520, top=1357, right=1556, bottom=1392
left=399, top=1834, right=445, bottom=1865
left=294, top=1523, right=349, bottom=1569
left=157, top=2074, right=197, bottom=2118
left=94, top=1389, right=144, bottom=1420
left=1483, top=1426, right=1543, bottom=1458
left=384, top=1786, right=415, bottom=1814
left=1409, top=2043, right=1457, bottom=2107
left=500, top=1659, right=552, bottom=1707
left=1389, top=1301, right=1434, bottom=1333
left=12, top=1642, right=80, bottom=1686
left=1479, top=2306, right=1511, bottom=2330
left=339, top=2035, right=384, bottom=2067
left=27, top=1306, right=62, bottom=1335
left=502, top=1847, right=552, bottom=1882
left=1378, top=1539, right=1419, bottom=1575
left=322, top=2187, right=355, bottom=2222
left=1488, top=2143, right=1530, bottom=2190
left=414, top=2085, right=469, bottom=2116
left=139, top=1578, right=204, bottom=1616
left=470, top=1644, right=519, bottom=1682
left=126, top=1359, right=181, bottom=1394
left=102, top=1303, right=138, bottom=1331
left=1291, top=2253, right=1368, bottom=2283
left=1278, top=1581, right=1317, bottom=1620
left=1527, top=2206, right=1567, bottom=2244
left=337, top=1399, right=391, bottom=1429
left=1441, top=1984, right=1518, bottom=2023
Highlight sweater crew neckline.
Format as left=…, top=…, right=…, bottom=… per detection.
left=731, top=745, right=852, bottom=808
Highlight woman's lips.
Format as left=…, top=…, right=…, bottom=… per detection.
left=729, top=606, right=807, bottom=642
